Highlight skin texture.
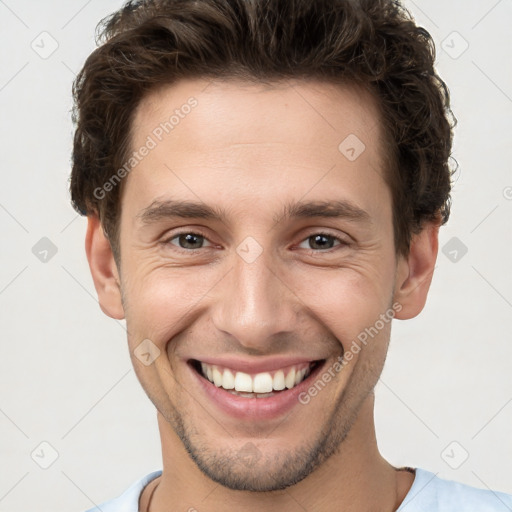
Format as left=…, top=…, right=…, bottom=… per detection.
left=85, top=78, right=439, bottom=511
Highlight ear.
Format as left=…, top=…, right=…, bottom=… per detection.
left=85, top=214, right=125, bottom=320
left=393, top=220, right=439, bottom=320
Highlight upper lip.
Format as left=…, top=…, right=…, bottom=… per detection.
left=188, top=356, right=324, bottom=374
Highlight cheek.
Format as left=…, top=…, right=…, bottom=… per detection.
left=122, top=263, right=221, bottom=348
left=289, top=262, right=395, bottom=346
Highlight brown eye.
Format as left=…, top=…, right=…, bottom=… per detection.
left=166, top=232, right=212, bottom=250
left=298, top=233, right=346, bottom=251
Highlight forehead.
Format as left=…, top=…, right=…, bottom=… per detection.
left=132, top=77, right=382, bottom=152
left=124, top=77, right=390, bottom=226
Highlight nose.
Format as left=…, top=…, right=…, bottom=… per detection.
left=210, top=246, right=299, bottom=353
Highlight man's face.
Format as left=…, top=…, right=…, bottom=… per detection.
left=109, top=78, right=408, bottom=490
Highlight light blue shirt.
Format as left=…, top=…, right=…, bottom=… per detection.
left=84, top=467, right=512, bottom=511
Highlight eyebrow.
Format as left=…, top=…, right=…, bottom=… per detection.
left=279, top=198, right=372, bottom=225
left=136, top=198, right=372, bottom=226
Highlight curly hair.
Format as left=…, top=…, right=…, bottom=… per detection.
left=69, top=0, right=457, bottom=261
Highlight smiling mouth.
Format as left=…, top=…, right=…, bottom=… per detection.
left=189, top=359, right=325, bottom=398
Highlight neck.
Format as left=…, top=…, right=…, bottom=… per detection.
left=148, top=395, right=413, bottom=511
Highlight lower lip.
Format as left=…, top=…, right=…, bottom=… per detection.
left=188, top=359, right=327, bottom=420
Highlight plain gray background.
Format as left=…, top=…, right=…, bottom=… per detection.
left=0, top=0, right=511, bottom=511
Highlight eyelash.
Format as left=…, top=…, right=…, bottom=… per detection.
left=161, top=230, right=348, bottom=254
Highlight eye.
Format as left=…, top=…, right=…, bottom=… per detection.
left=164, top=232, right=213, bottom=251
left=297, top=233, right=347, bottom=251
left=162, top=231, right=347, bottom=253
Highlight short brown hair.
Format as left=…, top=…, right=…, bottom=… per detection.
left=69, top=0, right=457, bottom=261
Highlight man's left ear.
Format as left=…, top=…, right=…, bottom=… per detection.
left=393, top=220, right=440, bottom=320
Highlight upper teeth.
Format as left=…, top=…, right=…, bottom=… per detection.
left=200, top=362, right=313, bottom=393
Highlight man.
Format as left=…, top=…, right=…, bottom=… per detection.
left=70, top=0, right=512, bottom=510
